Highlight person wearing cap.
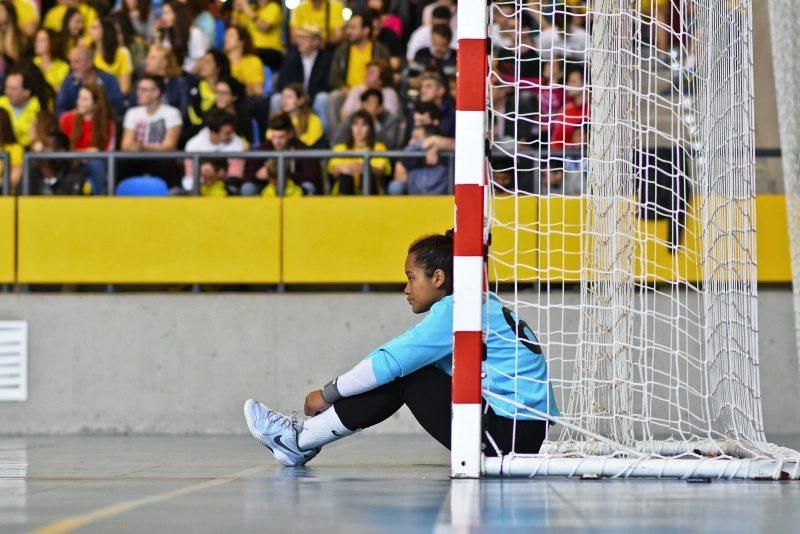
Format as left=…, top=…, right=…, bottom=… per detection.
left=273, top=24, right=332, bottom=132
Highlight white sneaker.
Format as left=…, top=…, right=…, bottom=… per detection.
left=243, top=399, right=320, bottom=467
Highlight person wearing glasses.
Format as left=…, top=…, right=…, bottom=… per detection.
left=118, top=74, right=182, bottom=186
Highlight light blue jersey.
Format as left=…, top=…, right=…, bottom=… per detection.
left=364, top=295, right=559, bottom=421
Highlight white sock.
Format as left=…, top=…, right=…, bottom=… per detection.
left=297, top=406, right=356, bottom=450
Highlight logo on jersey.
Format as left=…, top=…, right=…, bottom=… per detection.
left=501, top=306, right=543, bottom=354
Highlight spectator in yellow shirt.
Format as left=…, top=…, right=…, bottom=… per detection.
left=188, top=50, right=230, bottom=131
left=232, top=0, right=284, bottom=71
left=199, top=158, right=229, bottom=197
left=34, top=29, right=70, bottom=91
left=0, top=71, right=41, bottom=147
left=0, top=1, right=30, bottom=64
left=254, top=159, right=304, bottom=197
left=290, top=0, right=345, bottom=49
left=44, top=0, right=97, bottom=37
left=13, top=0, right=38, bottom=37
left=327, top=11, right=390, bottom=136
left=279, top=83, right=324, bottom=148
left=225, top=25, right=265, bottom=96
left=327, top=109, right=390, bottom=195
left=88, top=17, right=134, bottom=95
left=0, top=108, right=23, bottom=193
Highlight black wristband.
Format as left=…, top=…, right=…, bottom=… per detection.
left=321, top=379, right=342, bottom=404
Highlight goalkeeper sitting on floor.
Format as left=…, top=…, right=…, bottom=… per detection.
left=244, top=230, right=559, bottom=466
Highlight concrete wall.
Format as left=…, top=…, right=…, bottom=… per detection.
left=0, top=289, right=798, bottom=438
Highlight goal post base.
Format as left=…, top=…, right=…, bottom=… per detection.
left=483, top=455, right=800, bottom=480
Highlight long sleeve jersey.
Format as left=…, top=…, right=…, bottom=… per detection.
left=335, top=295, right=559, bottom=421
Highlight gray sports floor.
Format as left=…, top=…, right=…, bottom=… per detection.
left=2, top=434, right=800, bottom=533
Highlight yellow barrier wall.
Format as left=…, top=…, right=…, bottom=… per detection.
left=17, top=198, right=281, bottom=283
left=282, top=196, right=453, bottom=283
left=0, top=198, right=14, bottom=283
left=8, top=195, right=795, bottom=284
left=756, top=195, right=792, bottom=282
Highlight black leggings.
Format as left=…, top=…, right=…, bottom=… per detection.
left=333, top=365, right=548, bottom=457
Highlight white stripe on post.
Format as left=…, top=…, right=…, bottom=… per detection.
left=454, top=111, right=485, bottom=186
left=451, top=403, right=483, bottom=478
left=456, top=2, right=487, bottom=40
left=453, top=256, right=483, bottom=332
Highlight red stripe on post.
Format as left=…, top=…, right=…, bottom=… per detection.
left=453, top=331, right=483, bottom=404
left=455, top=184, right=484, bottom=257
left=456, top=39, right=487, bottom=111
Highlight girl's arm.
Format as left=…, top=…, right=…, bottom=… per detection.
left=119, top=72, right=132, bottom=95
left=314, top=298, right=454, bottom=407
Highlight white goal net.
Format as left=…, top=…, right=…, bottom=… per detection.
left=480, top=0, right=800, bottom=479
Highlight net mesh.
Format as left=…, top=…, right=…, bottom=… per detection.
left=769, top=0, right=800, bottom=387
left=483, top=0, right=799, bottom=476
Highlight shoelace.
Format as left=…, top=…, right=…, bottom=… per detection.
left=266, top=409, right=300, bottom=431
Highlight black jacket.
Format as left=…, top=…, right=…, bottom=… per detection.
left=277, top=47, right=333, bottom=101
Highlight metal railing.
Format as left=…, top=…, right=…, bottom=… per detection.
left=14, top=147, right=784, bottom=197
left=19, top=150, right=458, bottom=197
left=2, top=146, right=788, bottom=292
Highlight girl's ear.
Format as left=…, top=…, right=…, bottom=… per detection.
left=432, top=268, right=446, bottom=290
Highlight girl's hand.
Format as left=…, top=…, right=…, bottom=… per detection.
left=304, top=390, right=330, bottom=416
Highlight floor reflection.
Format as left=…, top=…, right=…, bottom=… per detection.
left=0, top=439, right=28, bottom=528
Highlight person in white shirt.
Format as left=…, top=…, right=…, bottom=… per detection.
left=420, top=0, right=456, bottom=29
left=182, top=108, right=247, bottom=190
left=405, top=6, right=456, bottom=63
left=536, top=10, right=588, bottom=61
left=119, top=74, right=183, bottom=184
left=153, top=0, right=210, bottom=73
left=339, top=59, right=399, bottom=119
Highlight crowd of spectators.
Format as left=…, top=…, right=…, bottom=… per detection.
left=0, top=0, right=672, bottom=196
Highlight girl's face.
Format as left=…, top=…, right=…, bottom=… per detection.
left=88, top=19, right=102, bottom=42
left=281, top=89, right=298, bottom=113
left=34, top=31, right=50, bottom=56
left=161, top=4, right=175, bottom=28
left=0, top=5, right=8, bottom=25
left=566, top=71, right=584, bottom=99
left=145, top=47, right=167, bottom=75
left=224, top=28, right=240, bottom=53
left=197, top=53, right=216, bottom=78
left=364, top=65, right=381, bottom=89
left=404, top=253, right=447, bottom=314
left=68, top=12, right=84, bottom=36
left=214, top=82, right=234, bottom=108
left=76, top=87, right=95, bottom=115
left=351, top=118, right=369, bottom=145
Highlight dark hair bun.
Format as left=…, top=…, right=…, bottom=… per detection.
left=408, top=232, right=454, bottom=295
left=445, top=228, right=455, bottom=240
